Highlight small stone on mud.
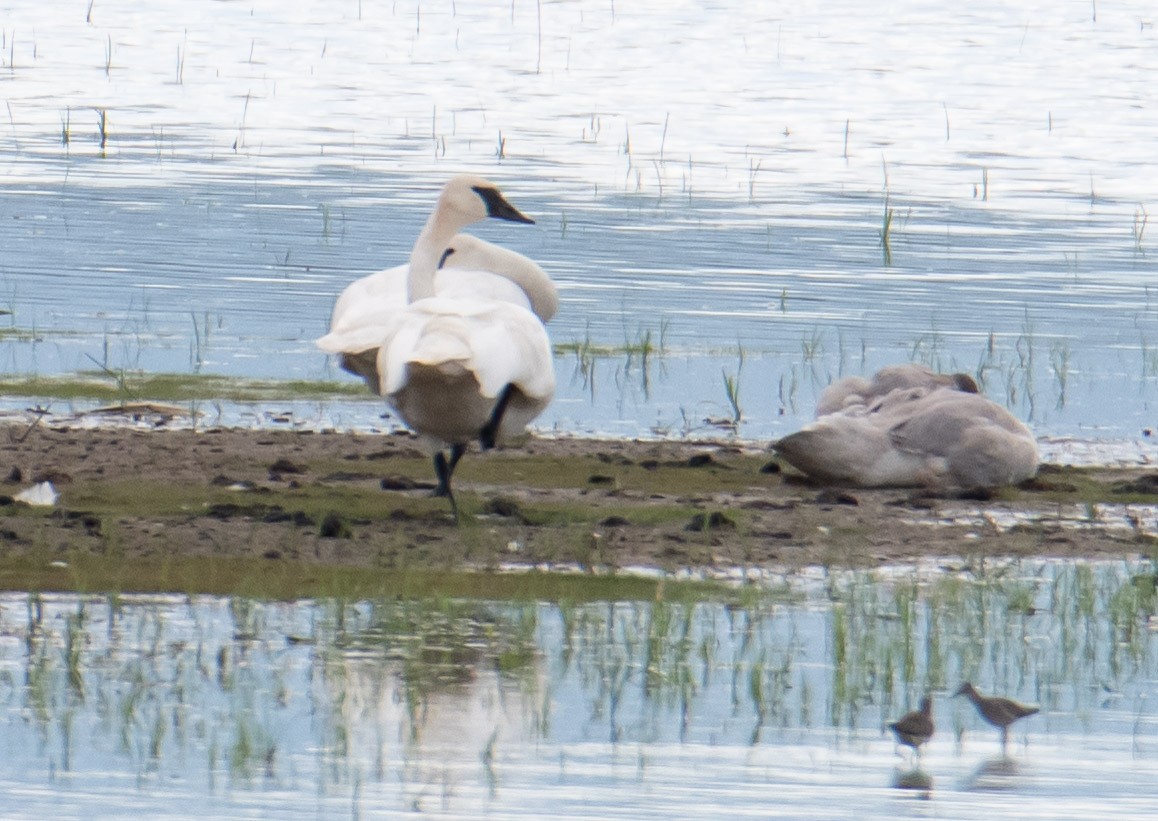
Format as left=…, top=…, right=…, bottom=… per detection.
left=759, top=461, right=781, bottom=474
left=380, top=475, right=422, bottom=490
left=206, top=503, right=244, bottom=519
left=588, top=474, right=615, bottom=486
left=1110, top=474, right=1158, bottom=495
left=483, top=497, right=525, bottom=520
left=741, top=498, right=797, bottom=511
left=268, top=458, right=307, bottom=475
left=4, top=467, right=21, bottom=483
left=687, top=454, right=715, bottom=468
left=262, top=509, right=315, bottom=527
left=640, top=459, right=659, bottom=471
left=686, top=511, right=735, bottom=531
left=33, top=469, right=72, bottom=486
left=816, top=489, right=859, bottom=506
left=599, top=515, right=631, bottom=527
left=322, top=471, right=378, bottom=482
left=956, top=486, right=996, bottom=502
left=319, top=512, right=352, bottom=539
left=262, top=549, right=282, bottom=560
left=82, top=515, right=102, bottom=537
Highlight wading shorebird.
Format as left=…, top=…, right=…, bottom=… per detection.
left=888, top=696, right=934, bottom=760
left=954, top=682, right=1040, bottom=749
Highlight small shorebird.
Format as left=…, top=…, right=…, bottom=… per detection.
left=954, top=682, right=1039, bottom=749
left=888, top=696, right=934, bottom=759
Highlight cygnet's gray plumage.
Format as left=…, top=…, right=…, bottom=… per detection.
left=816, top=363, right=978, bottom=417
left=775, top=369, right=1037, bottom=489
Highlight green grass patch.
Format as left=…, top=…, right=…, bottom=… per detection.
left=0, top=550, right=739, bottom=603
left=0, top=372, right=371, bottom=403
left=0, top=327, right=43, bottom=342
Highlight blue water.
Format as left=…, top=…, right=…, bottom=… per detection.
left=1, top=561, right=1155, bottom=819
left=1, top=0, right=1157, bottom=446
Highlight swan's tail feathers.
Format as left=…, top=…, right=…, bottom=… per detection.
left=408, top=318, right=475, bottom=368
left=316, top=326, right=391, bottom=355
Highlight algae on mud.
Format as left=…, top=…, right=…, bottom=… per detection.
left=0, top=372, right=370, bottom=404
left=0, top=422, right=1156, bottom=598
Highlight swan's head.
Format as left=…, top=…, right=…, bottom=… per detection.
left=439, top=175, right=534, bottom=229
left=951, top=372, right=979, bottom=393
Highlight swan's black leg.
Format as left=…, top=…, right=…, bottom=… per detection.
left=480, top=384, right=515, bottom=451
left=433, top=444, right=466, bottom=519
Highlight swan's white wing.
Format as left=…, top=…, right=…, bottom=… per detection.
left=328, top=263, right=407, bottom=330
left=322, top=231, right=554, bottom=346
left=377, top=297, right=554, bottom=400
left=319, top=265, right=538, bottom=355
left=449, top=302, right=555, bottom=399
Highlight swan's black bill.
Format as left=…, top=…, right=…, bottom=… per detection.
left=473, top=185, right=535, bottom=224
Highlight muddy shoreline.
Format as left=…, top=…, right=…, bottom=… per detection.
left=0, top=417, right=1156, bottom=591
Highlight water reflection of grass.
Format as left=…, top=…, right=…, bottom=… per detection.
left=3, top=561, right=1154, bottom=810
left=821, top=559, right=1158, bottom=737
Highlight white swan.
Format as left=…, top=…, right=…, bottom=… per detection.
left=776, top=377, right=1037, bottom=490
left=318, top=232, right=558, bottom=392
left=319, top=175, right=555, bottom=516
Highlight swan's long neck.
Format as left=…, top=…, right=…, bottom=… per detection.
left=407, top=203, right=458, bottom=303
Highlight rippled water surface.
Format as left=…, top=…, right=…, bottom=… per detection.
left=1, top=561, right=1156, bottom=819
left=4, top=7, right=1158, bottom=818
left=0, top=0, right=1156, bottom=446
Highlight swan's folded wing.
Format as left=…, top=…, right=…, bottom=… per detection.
left=463, top=303, right=555, bottom=399
left=886, top=393, right=1038, bottom=486
left=320, top=267, right=538, bottom=352
left=375, top=299, right=554, bottom=400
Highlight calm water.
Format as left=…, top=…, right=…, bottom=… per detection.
left=3, top=6, right=1158, bottom=818
left=0, top=1, right=1156, bottom=448
left=0, top=561, right=1155, bottom=819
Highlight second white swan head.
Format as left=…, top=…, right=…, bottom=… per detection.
left=407, top=175, right=535, bottom=302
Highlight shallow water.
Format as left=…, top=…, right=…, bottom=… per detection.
left=0, top=1, right=1157, bottom=448
left=0, top=560, right=1155, bottom=819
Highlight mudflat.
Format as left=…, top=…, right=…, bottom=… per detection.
left=1, top=418, right=1156, bottom=592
